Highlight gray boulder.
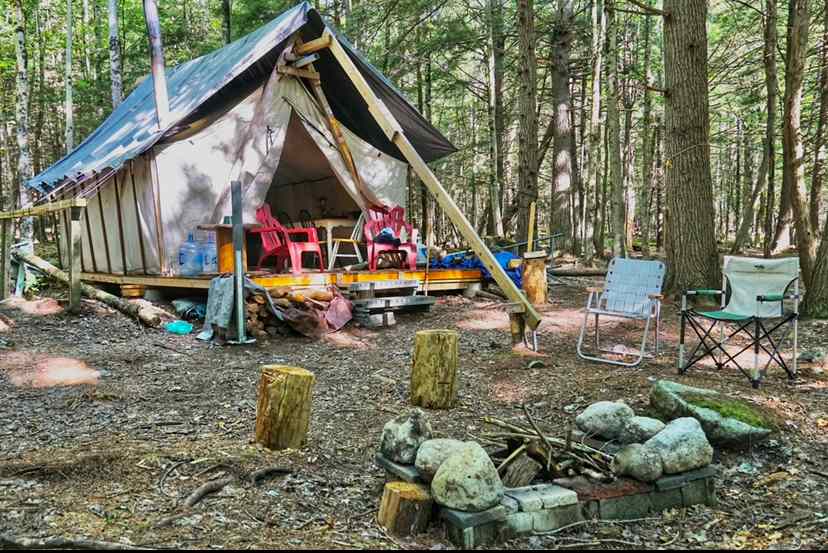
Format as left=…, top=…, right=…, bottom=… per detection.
left=650, top=380, right=776, bottom=448
left=643, top=417, right=713, bottom=474
left=379, top=409, right=432, bottom=464
left=617, top=416, right=666, bottom=445
left=575, top=401, right=635, bottom=440
left=613, top=443, right=663, bottom=482
left=415, top=438, right=467, bottom=482
left=431, top=442, right=504, bottom=512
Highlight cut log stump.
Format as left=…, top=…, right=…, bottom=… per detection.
left=410, top=330, right=458, bottom=409
left=522, top=250, right=548, bottom=305
left=255, top=365, right=315, bottom=450
left=377, top=481, right=433, bottom=537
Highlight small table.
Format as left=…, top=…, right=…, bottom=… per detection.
left=198, top=223, right=261, bottom=274
left=298, top=218, right=358, bottom=269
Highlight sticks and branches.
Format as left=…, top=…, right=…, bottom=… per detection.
left=482, top=413, right=614, bottom=482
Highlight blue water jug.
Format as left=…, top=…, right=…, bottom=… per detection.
left=178, top=233, right=203, bottom=276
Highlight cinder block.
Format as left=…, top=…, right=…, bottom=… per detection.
left=681, top=477, right=716, bottom=507
left=535, top=484, right=579, bottom=509
left=655, top=466, right=716, bottom=491
left=504, top=512, right=534, bottom=535
left=501, top=495, right=520, bottom=514
left=439, top=505, right=508, bottom=529
left=445, top=519, right=502, bottom=548
left=505, top=487, right=545, bottom=512
left=581, top=500, right=600, bottom=520
left=375, top=453, right=423, bottom=483
left=532, top=504, right=584, bottom=532
left=650, top=488, right=684, bottom=512
left=599, top=493, right=653, bottom=520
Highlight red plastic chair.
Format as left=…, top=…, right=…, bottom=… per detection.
left=364, top=210, right=418, bottom=271
left=251, top=204, right=325, bottom=275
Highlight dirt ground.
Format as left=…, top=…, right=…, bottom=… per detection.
left=1, top=279, right=827, bottom=550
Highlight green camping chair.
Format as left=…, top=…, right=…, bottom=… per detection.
left=679, top=256, right=800, bottom=388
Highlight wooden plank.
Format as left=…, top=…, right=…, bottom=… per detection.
left=129, top=161, right=149, bottom=274
left=277, top=66, right=320, bottom=81
left=323, top=30, right=542, bottom=330
left=0, top=198, right=87, bottom=220
left=69, top=207, right=83, bottom=312
left=293, top=35, right=331, bottom=55
left=113, top=173, right=129, bottom=274
left=96, top=193, right=113, bottom=274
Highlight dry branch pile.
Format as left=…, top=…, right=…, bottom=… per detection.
left=482, top=407, right=616, bottom=487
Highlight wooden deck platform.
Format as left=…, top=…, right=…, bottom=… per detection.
left=81, top=267, right=483, bottom=293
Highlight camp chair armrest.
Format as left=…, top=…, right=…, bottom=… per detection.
left=685, top=289, right=723, bottom=297
left=757, top=293, right=800, bottom=302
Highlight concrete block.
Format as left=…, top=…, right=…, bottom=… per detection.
left=655, top=466, right=716, bottom=491
left=599, top=493, right=653, bottom=520
left=505, top=487, right=545, bottom=512
left=581, top=500, right=600, bottom=520
left=681, top=477, right=716, bottom=507
left=375, top=453, right=422, bottom=483
left=504, top=512, right=534, bottom=534
left=500, top=495, right=520, bottom=514
left=439, top=505, right=508, bottom=529
left=532, top=504, right=583, bottom=532
left=650, top=488, right=684, bottom=513
left=535, top=484, right=579, bottom=509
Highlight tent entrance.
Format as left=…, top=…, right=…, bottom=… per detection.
left=263, top=109, right=362, bottom=226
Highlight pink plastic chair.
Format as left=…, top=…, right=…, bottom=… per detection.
left=251, top=205, right=325, bottom=275
left=363, top=208, right=418, bottom=271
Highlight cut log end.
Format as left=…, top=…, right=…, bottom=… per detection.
left=410, top=329, right=459, bottom=410
left=255, top=364, right=315, bottom=450
left=377, top=481, right=433, bottom=537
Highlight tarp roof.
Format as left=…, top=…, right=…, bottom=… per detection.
left=28, top=1, right=456, bottom=196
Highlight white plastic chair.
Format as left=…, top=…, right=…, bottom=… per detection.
left=577, top=257, right=666, bottom=367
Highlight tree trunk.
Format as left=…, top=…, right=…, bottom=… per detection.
left=639, top=3, right=655, bottom=258
left=515, top=0, right=538, bottom=249
left=142, top=0, right=170, bottom=130
left=222, top=0, right=231, bottom=44
left=14, top=0, right=34, bottom=246
left=585, top=0, right=606, bottom=262
left=549, top=0, right=575, bottom=251
left=810, top=0, right=828, bottom=236
left=108, top=0, right=123, bottom=108
left=782, top=0, right=815, bottom=286
left=662, top=0, right=720, bottom=293
left=763, top=0, right=779, bottom=257
left=606, top=2, right=625, bottom=258
left=65, top=0, right=74, bottom=152
left=486, top=0, right=505, bottom=238
left=732, top=120, right=769, bottom=254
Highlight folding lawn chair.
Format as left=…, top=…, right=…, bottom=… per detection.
left=576, top=257, right=665, bottom=367
left=679, top=256, right=800, bottom=388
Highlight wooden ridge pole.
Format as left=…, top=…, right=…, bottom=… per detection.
left=322, top=30, right=542, bottom=330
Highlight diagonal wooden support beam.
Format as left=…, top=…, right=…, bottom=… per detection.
left=322, top=29, right=542, bottom=331
left=294, top=35, right=331, bottom=56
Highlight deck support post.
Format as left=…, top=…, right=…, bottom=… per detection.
left=69, top=207, right=83, bottom=313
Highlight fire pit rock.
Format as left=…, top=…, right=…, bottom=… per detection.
left=575, top=401, right=634, bottom=440
left=650, top=380, right=777, bottom=448
left=643, top=417, right=713, bottom=475
left=617, top=416, right=666, bottom=445
left=613, top=443, right=664, bottom=482
left=415, top=438, right=467, bottom=482
left=431, top=442, right=504, bottom=512
left=379, top=409, right=433, bottom=464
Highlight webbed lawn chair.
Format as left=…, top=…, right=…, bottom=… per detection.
left=577, top=257, right=666, bottom=367
left=679, top=256, right=800, bottom=388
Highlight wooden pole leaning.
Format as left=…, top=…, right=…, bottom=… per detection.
left=322, top=30, right=542, bottom=332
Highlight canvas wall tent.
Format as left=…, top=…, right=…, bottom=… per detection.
left=24, top=1, right=543, bottom=331
left=26, top=2, right=451, bottom=276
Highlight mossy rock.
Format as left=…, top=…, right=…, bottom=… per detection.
left=650, top=381, right=778, bottom=448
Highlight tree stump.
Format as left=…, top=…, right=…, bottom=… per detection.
left=255, top=365, right=315, bottom=450
left=377, top=481, right=433, bottom=537
left=410, top=330, right=458, bottom=409
left=522, top=250, right=548, bottom=305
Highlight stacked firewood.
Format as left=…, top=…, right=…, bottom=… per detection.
left=481, top=407, right=616, bottom=488
left=245, top=287, right=345, bottom=338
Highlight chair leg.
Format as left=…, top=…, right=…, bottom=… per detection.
left=678, top=311, right=687, bottom=374
left=289, top=249, right=302, bottom=276
left=752, top=320, right=761, bottom=388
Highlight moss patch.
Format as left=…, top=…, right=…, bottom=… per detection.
left=680, top=392, right=779, bottom=431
